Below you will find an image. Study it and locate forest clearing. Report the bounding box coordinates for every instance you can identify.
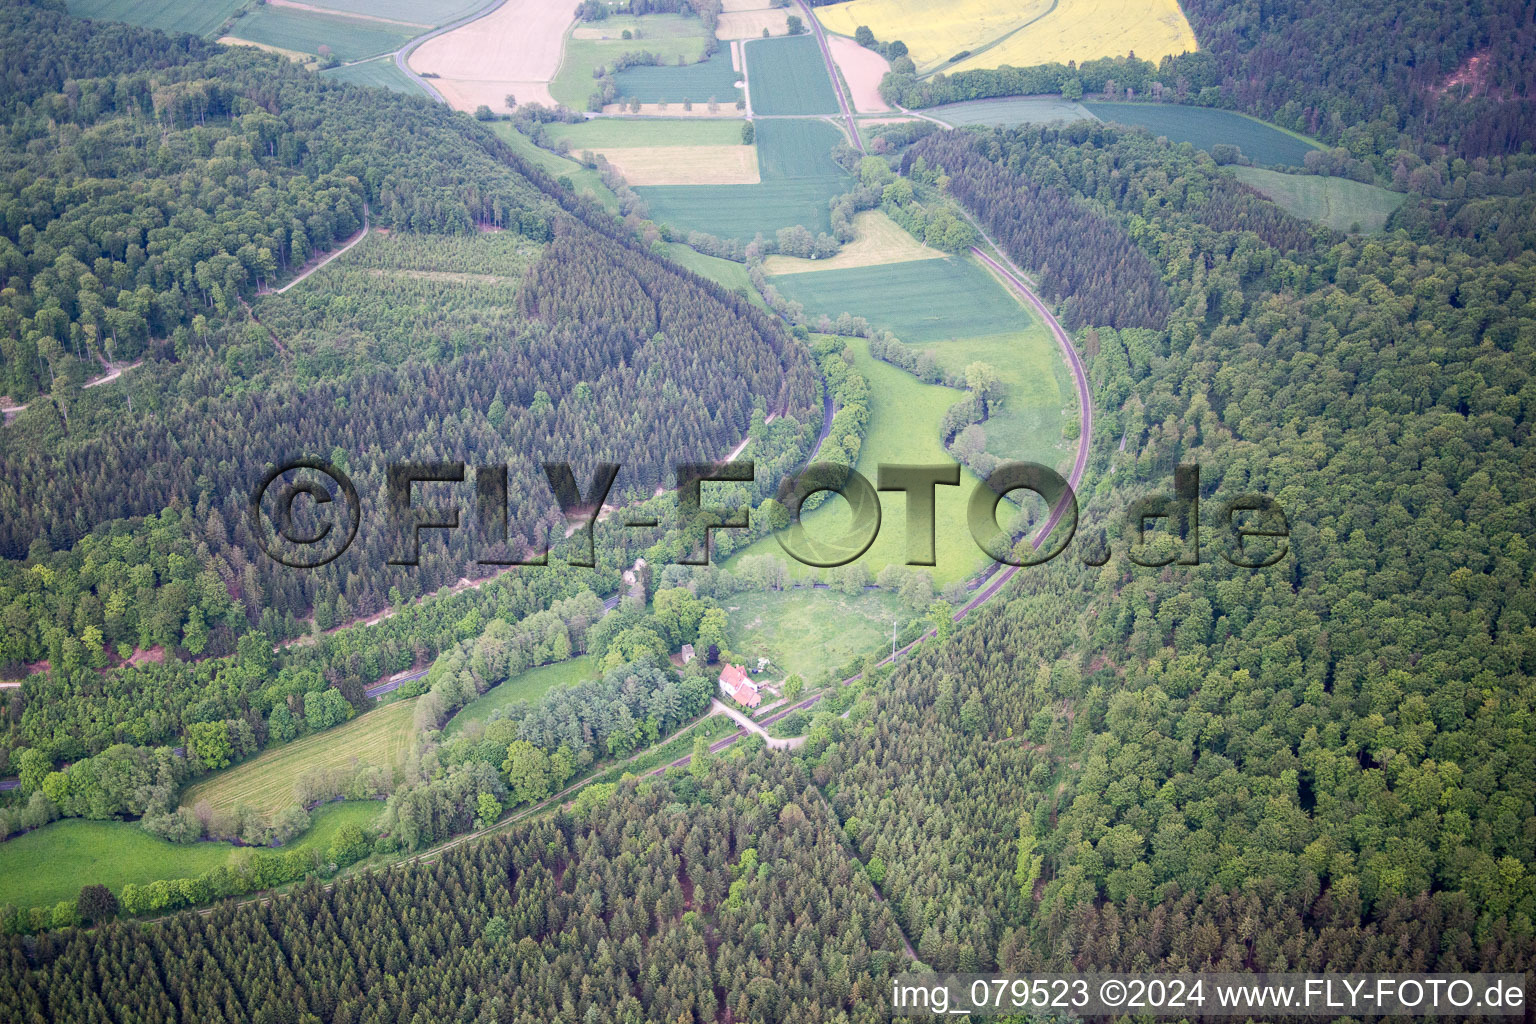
[178,701,416,818]
[1232,166,1407,231]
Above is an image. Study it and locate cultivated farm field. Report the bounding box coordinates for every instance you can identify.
[543,119,758,185]
[744,35,840,115]
[65,0,244,37]
[1085,103,1322,166]
[927,95,1095,126]
[288,0,482,26]
[231,5,415,61]
[1232,167,1406,232]
[635,118,848,239]
[816,0,1054,74]
[444,656,597,737]
[767,256,1031,343]
[179,700,416,818]
[409,0,573,112]
[726,587,906,683]
[608,47,743,107]
[950,0,1197,73]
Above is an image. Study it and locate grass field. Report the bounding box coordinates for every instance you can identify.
[762,210,944,273]
[767,256,1031,343]
[660,243,768,307]
[918,329,1071,469]
[927,95,1095,126]
[607,47,743,107]
[180,700,416,819]
[744,35,840,116]
[1232,167,1406,233]
[552,17,721,109]
[950,0,1196,74]
[66,0,244,37]
[636,118,848,239]
[491,123,618,211]
[728,339,988,585]
[444,657,596,737]
[233,5,416,61]
[1085,103,1322,167]
[0,801,382,908]
[726,588,905,682]
[544,118,747,148]
[321,54,419,93]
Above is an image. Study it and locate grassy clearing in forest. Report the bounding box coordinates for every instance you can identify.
[1232,167,1406,232]
[1085,103,1322,167]
[727,340,988,586]
[726,588,906,683]
[444,656,597,737]
[0,801,382,909]
[490,123,617,211]
[179,701,416,819]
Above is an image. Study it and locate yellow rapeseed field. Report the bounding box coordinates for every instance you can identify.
[816,0,1195,75]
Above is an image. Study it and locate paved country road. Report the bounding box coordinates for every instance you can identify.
[796,0,863,152]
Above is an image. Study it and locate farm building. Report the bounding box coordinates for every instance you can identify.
[719,663,760,708]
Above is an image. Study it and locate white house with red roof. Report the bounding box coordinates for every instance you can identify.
[718,663,760,708]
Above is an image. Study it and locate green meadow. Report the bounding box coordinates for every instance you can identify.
[1232,166,1406,232]
[444,656,597,737]
[66,0,244,37]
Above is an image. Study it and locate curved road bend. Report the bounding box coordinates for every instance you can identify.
[393,0,509,102]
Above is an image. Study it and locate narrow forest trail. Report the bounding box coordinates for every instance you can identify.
[266,204,370,295]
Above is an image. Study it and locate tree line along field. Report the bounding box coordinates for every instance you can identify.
[761,209,945,274]
[228,5,417,62]
[1232,166,1407,232]
[64,0,244,38]
[607,46,743,107]
[490,123,617,211]
[178,701,417,819]
[443,656,597,737]
[726,340,990,587]
[551,13,718,109]
[0,801,380,909]
[744,35,840,115]
[1084,102,1323,166]
[635,118,849,240]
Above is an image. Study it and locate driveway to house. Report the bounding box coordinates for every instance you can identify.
[711,698,805,750]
